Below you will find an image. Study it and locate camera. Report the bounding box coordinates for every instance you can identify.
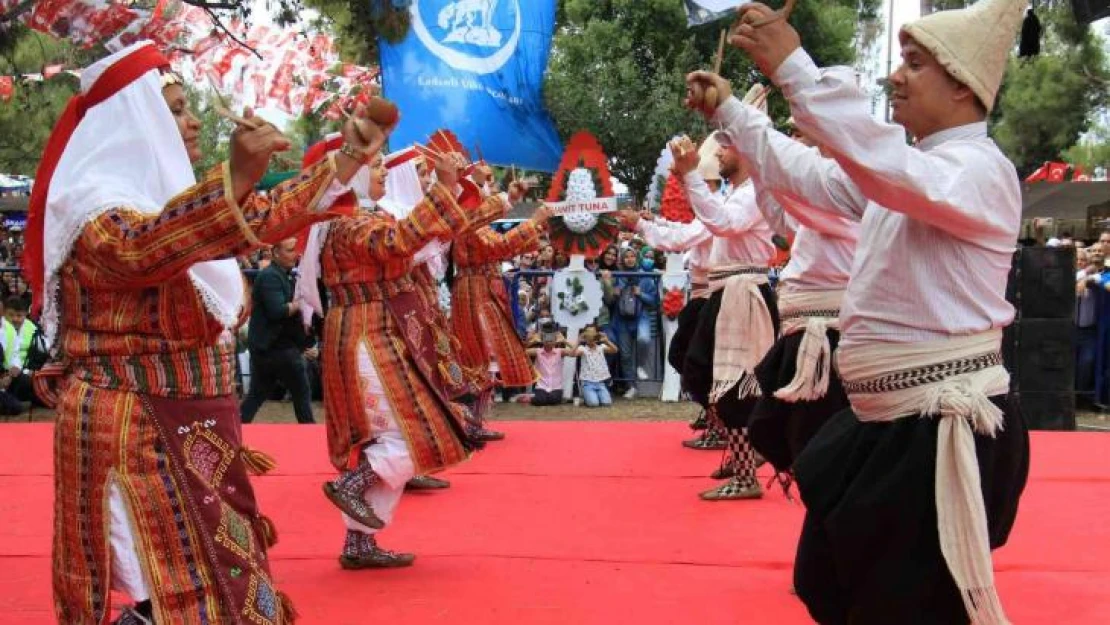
[539,318,559,343]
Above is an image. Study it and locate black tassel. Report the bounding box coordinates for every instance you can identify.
[1019,8,1041,58]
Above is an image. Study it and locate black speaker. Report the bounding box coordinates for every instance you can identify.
[1015,391,1077,431]
[1009,247,1076,319]
[1002,322,1017,380]
[1072,0,1110,25]
[1011,318,1076,392]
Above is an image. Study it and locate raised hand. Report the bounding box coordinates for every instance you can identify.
[668,136,700,176]
[531,203,555,226]
[730,2,802,79]
[435,152,467,190]
[684,71,734,118]
[507,179,529,203]
[343,102,394,159]
[230,108,291,201]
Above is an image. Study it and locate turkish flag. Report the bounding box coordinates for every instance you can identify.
[1047,162,1069,182]
[43,64,64,79]
[0,76,12,102]
[1025,163,1048,182]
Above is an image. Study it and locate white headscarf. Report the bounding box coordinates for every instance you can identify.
[381,147,425,217]
[379,147,448,278]
[41,41,243,347]
[294,132,369,328]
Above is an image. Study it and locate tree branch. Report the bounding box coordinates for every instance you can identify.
[182,0,244,10]
[201,7,262,60]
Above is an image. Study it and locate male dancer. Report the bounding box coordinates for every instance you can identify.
[740,119,862,478]
[670,123,777,501]
[623,86,777,499]
[631,136,726,450]
[695,0,1030,620]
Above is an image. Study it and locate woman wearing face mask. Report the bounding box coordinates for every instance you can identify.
[610,247,659,399]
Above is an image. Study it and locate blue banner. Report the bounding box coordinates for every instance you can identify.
[380,0,564,172]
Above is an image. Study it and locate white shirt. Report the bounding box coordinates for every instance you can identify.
[715,49,1020,348]
[752,176,860,294]
[637,180,775,279]
[576,344,613,382]
[685,177,776,270]
[636,218,712,278]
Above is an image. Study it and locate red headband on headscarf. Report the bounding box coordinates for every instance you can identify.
[24,43,170,317]
[302,133,344,168]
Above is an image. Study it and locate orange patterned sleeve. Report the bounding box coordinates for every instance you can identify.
[462,221,543,262]
[466,194,509,232]
[343,183,471,264]
[73,157,345,289]
[240,154,353,244]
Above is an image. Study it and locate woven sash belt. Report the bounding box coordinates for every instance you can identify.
[837,329,1011,625]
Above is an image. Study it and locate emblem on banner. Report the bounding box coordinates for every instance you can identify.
[412,0,522,74]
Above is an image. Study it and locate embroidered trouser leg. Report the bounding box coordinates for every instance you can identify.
[344,346,416,535]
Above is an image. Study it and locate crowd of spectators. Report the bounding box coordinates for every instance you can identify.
[1068,231,1110,405]
[503,228,668,403]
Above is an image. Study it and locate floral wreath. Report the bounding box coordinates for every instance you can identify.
[546,132,619,258]
[547,165,619,257]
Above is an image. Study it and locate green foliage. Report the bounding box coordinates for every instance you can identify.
[916,1,1109,176]
[544,0,877,201]
[1063,123,1110,173]
[991,5,1109,176]
[300,0,412,64]
[0,27,91,175]
[185,84,234,178]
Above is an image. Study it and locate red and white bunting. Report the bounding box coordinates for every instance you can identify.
[13,0,379,117]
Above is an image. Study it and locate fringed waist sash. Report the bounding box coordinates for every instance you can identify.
[836,330,1011,625]
[773,289,844,403]
[709,264,774,404]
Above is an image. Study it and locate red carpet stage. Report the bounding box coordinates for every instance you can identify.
[0,422,1107,624]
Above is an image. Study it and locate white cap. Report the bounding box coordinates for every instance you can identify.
[715,83,770,149]
[900,0,1027,111]
[697,133,721,181]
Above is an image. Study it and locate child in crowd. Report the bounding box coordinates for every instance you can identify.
[574,326,618,407]
[525,321,571,406]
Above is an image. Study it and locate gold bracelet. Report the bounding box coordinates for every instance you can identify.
[339,143,371,163]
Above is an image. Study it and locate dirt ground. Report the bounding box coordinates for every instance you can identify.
[11,396,699,424]
[8,396,1109,430]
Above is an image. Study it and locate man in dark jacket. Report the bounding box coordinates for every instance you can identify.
[240,237,317,424]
